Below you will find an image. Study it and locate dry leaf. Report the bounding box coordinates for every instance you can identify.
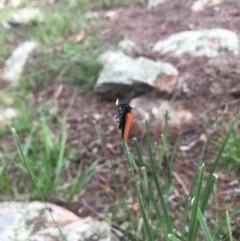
[70,30,86,43]
[104,8,122,21]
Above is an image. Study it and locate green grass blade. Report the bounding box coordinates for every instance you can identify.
[11,128,67,241]
[187,163,205,241]
[181,140,207,236]
[125,141,156,239]
[169,133,181,164]
[145,120,173,233]
[209,111,240,175]
[226,211,233,241]
[53,119,67,196]
[140,166,169,239]
[41,116,51,164]
[135,177,154,241]
[124,141,138,171]
[165,133,181,193]
[107,158,139,239]
[168,234,183,241]
[200,173,217,213]
[124,141,154,241]
[67,162,97,203]
[133,138,144,166]
[152,169,173,232]
[163,111,169,150]
[197,207,214,241]
[141,166,148,187]
[145,120,154,162]
[190,173,217,241]
[12,128,41,198]
[40,116,52,188]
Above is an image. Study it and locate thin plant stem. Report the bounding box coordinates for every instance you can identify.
[11,128,67,241]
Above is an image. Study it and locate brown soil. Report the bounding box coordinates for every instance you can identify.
[2,0,240,239]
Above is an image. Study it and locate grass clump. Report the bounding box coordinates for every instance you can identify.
[0,1,105,93]
[22,2,104,93]
[3,105,239,241]
[121,112,240,241]
[0,0,104,205]
[2,112,97,203]
[28,4,85,45]
[21,43,102,93]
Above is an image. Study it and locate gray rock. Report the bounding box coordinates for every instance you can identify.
[7,7,44,25]
[191,0,222,12]
[118,39,138,55]
[95,51,178,99]
[153,28,239,58]
[130,97,194,129]
[148,0,168,9]
[0,201,118,241]
[3,41,39,83]
[0,20,12,30]
[125,97,195,139]
[0,0,29,9]
[31,218,114,241]
[0,107,19,126]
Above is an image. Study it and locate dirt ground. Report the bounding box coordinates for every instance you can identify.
[3,0,240,239]
[32,0,240,234]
